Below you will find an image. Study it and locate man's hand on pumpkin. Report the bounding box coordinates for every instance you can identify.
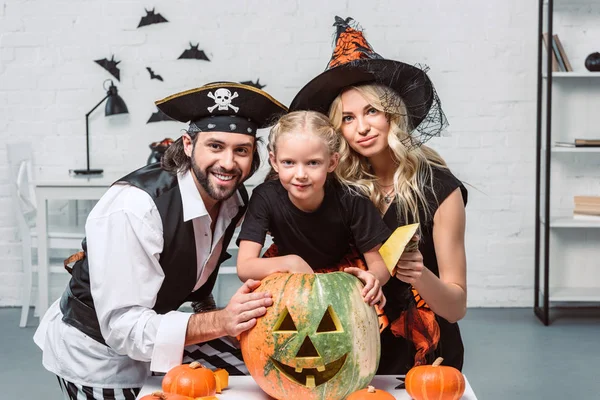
[219,279,273,337]
[343,267,386,307]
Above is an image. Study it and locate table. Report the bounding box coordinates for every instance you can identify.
[136,375,478,399]
[34,172,124,316]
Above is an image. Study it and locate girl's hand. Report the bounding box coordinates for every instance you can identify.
[343,267,386,307]
[283,254,315,274]
[394,240,425,284]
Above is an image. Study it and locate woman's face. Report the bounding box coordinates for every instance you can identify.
[339,88,391,158]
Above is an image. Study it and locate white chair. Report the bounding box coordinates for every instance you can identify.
[7,142,85,327]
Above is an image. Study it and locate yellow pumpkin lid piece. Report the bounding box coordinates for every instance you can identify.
[379,223,420,275]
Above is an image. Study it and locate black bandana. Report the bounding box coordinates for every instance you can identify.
[189,115,259,136]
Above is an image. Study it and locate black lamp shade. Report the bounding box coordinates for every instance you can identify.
[73,81,128,175]
[105,84,128,116]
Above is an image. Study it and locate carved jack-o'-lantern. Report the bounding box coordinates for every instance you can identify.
[240,272,380,400]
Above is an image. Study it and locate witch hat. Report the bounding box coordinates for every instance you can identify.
[290,16,446,139]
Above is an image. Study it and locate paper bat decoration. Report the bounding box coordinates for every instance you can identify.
[240,79,266,89]
[146,67,163,81]
[147,109,174,123]
[94,55,121,81]
[178,43,210,61]
[137,8,168,28]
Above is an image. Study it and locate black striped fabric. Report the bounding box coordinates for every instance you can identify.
[56,376,140,400]
[183,337,248,376]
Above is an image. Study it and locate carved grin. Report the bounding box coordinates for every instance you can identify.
[270,354,348,387]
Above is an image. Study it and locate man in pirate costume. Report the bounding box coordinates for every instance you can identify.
[289,17,468,375]
[34,82,287,399]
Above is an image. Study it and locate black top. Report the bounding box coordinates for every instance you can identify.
[237,179,391,271]
[378,165,468,375]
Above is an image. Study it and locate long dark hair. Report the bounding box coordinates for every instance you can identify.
[161,129,262,178]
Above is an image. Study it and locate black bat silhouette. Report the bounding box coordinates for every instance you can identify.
[94,55,121,81]
[178,43,210,61]
[138,8,168,28]
[146,67,163,81]
[146,109,174,123]
[240,79,266,89]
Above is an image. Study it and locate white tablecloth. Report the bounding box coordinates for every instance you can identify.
[136,375,478,399]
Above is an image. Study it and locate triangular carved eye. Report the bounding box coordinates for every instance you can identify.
[316,305,342,333]
[274,307,297,332]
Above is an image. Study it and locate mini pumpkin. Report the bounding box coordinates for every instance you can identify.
[240,272,380,400]
[139,391,193,400]
[213,368,229,393]
[405,357,465,400]
[162,361,217,398]
[346,385,396,400]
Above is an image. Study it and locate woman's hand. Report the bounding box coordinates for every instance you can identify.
[394,234,425,285]
[343,267,386,307]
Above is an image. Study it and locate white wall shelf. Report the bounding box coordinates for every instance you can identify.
[548,146,600,153]
[547,287,600,302]
[543,72,600,78]
[546,217,600,229]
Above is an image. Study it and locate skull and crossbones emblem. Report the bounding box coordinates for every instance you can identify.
[207,88,239,113]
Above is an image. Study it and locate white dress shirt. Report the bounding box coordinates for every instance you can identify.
[33,170,243,389]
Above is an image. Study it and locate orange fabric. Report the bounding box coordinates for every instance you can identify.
[262,243,440,366]
[328,18,380,69]
[389,287,440,366]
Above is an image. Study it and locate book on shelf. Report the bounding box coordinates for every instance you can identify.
[542,33,560,72]
[554,139,600,148]
[554,141,575,147]
[574,196,600,206]
[542,33,573,73]
[573,206,600,216]
[575,139,600,147]
[553,34,573,72]
[573,213,600,221]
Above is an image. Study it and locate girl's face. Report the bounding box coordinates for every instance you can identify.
[269,130,339,212]
[339,88,391,158]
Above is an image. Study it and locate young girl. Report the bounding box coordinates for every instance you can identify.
[236,110,391,307]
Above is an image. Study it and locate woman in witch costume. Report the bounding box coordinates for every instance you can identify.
[290,16,468,375]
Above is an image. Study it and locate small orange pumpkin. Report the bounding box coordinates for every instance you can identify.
[162,362,217,398]
[405,357,465,400]
[346,385,396,400]
[213,368,229,393]
[138,391,193,400]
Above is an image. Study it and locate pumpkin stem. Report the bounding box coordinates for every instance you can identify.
[367,385,376,393]
[189,361,205,369]
[432,357,444,367]
[151,391,167,400]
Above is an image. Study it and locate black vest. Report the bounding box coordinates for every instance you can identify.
[60,163,248,345]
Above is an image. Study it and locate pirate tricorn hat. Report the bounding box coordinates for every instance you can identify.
[290,17,447,142]
[156,82,287,136]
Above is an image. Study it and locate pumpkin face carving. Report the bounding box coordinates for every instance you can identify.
[240,272,380,400]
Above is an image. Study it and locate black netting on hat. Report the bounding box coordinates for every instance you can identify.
[370,63,448,149]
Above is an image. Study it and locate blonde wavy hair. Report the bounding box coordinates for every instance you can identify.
[329,83,447,224]
[265,110,340,180]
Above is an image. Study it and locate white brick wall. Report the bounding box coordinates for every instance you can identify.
[1,0,599,308]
